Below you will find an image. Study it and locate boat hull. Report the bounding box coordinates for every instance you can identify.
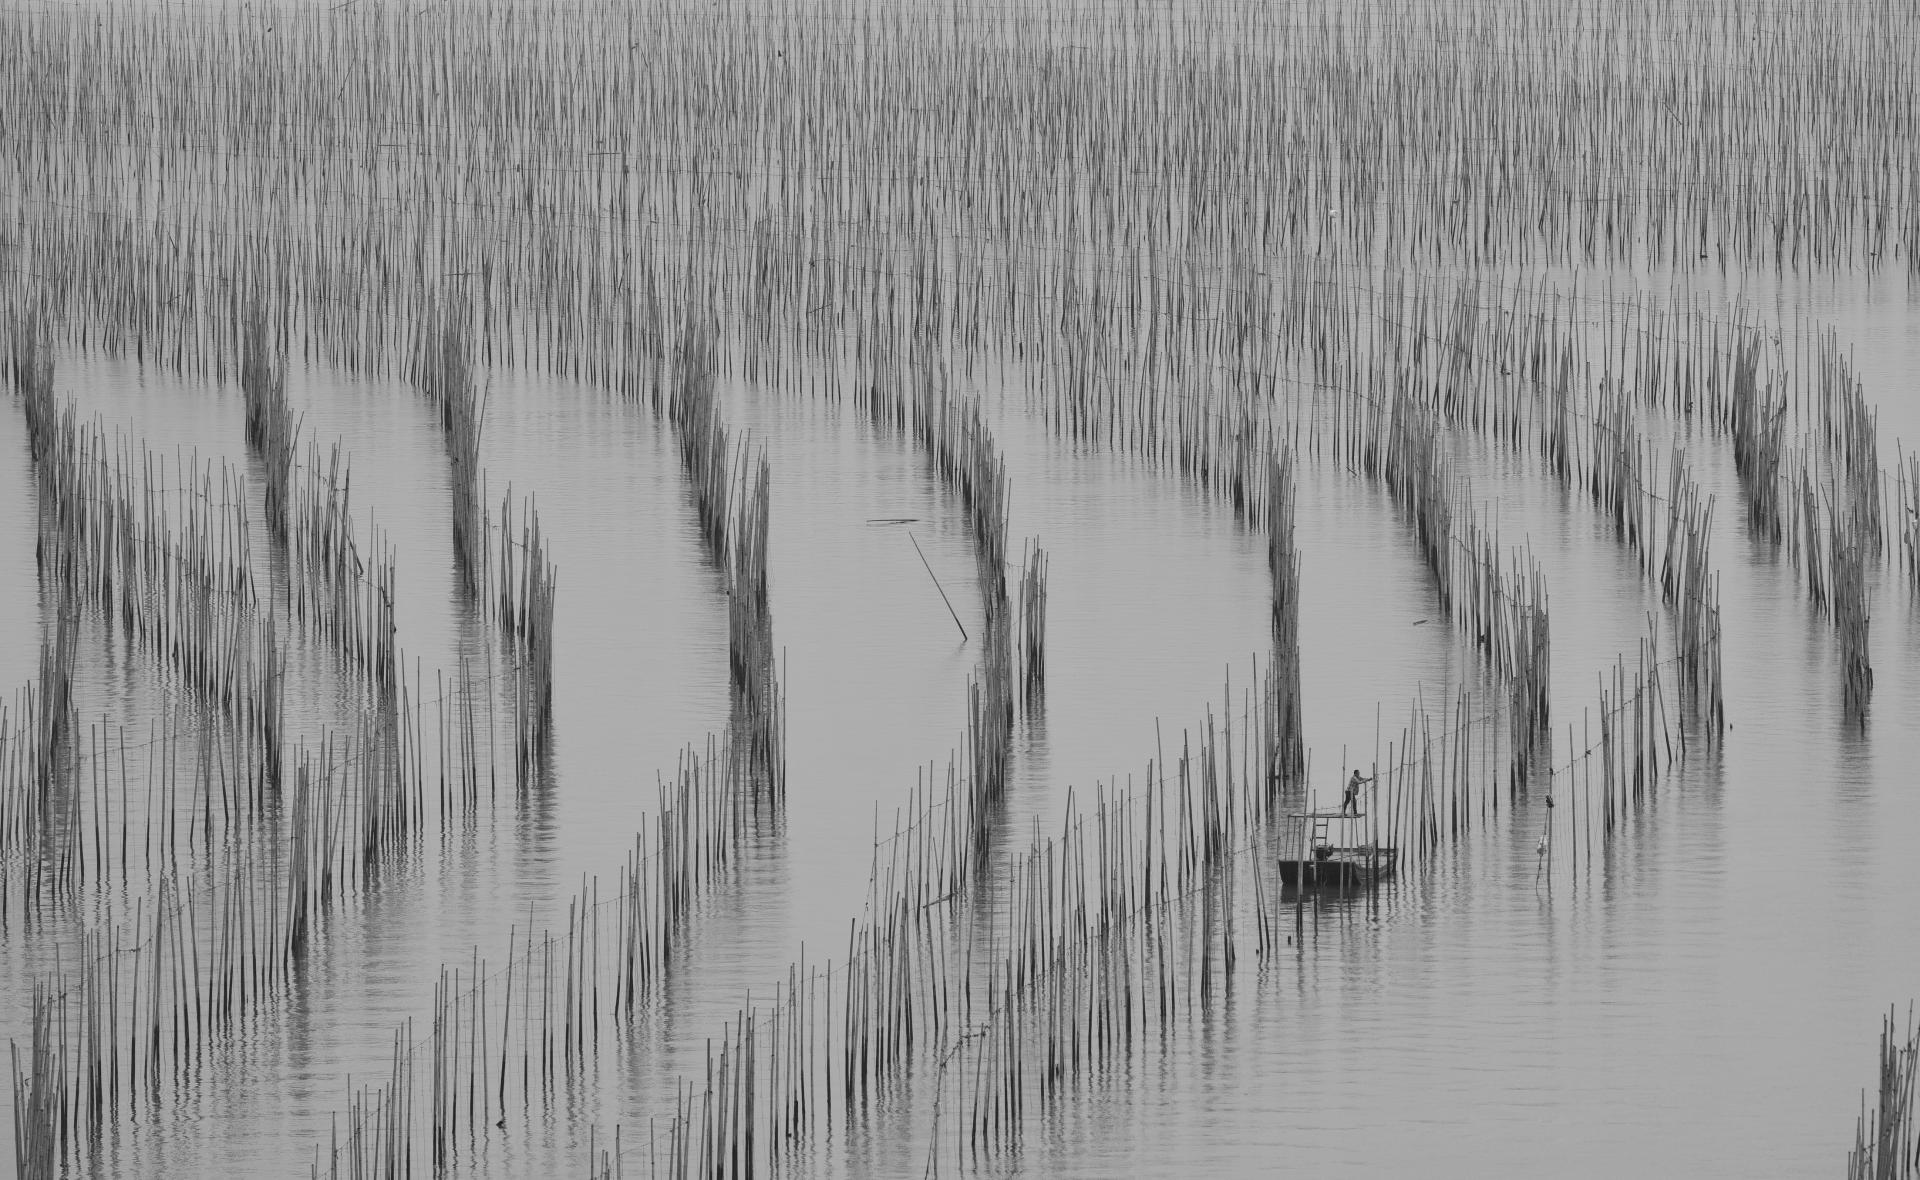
[1276,848,1398,888]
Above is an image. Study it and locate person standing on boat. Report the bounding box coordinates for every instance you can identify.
[1342,769,1371,816]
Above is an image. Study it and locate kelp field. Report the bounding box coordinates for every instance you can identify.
[5,0,1920,1176]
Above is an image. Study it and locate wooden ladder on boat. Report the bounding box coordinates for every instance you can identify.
[1310,814,1330,849]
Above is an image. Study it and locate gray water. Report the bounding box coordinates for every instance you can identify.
[3,266,1920,1177]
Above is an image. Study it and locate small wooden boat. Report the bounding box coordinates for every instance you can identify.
[1275,842,1399,887]
[1276,808,1398,888]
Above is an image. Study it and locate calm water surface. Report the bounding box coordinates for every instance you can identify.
[2,269,1919,1177]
